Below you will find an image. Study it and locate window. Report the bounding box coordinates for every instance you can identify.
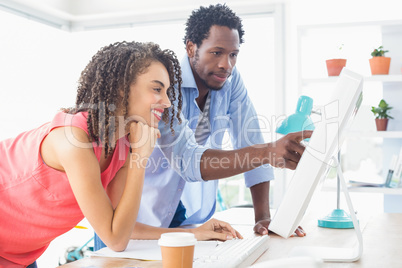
[0,9,186,140]
[217,14,281,210]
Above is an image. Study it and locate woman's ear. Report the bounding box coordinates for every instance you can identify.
[186,40,196,58]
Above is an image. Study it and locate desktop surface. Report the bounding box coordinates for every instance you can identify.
[59,208,402,268]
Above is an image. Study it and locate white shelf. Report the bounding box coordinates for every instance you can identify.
[322,185,402,195]
[348,187,402,195]
[347,131,402,138]
[364,75,402,82]
[302,74,402,85]
[298,19,402,31]
[298,20,402,212]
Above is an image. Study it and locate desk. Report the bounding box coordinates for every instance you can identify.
[58,210,402,268]
[259,212,402,267]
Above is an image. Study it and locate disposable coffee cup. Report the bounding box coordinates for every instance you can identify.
[158,232,197,268]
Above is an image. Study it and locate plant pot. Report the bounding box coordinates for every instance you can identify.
[369,56,391,75]
[375,118,389,131]
[326,59,347,76]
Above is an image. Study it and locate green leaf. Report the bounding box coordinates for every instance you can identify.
[371,45,388,57]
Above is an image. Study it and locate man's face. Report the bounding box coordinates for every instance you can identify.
[188,25,240,90]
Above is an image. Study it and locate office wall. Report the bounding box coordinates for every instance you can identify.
[0,10,75,140]
[0,10,186,140]
[284,0,402,114]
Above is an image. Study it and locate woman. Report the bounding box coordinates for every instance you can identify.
[0,41,240,268]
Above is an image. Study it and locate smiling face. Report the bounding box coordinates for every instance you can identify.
[125,61,171,129]
[187,25,240,91]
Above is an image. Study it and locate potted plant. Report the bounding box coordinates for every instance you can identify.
[369,46,391,75]
[371,99,393,131]
[326,44,347,76]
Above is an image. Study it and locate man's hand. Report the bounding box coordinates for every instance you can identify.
[292,226,306,237]
[267,130,313,170]
[254,219,306,237]
[253,218,270,235]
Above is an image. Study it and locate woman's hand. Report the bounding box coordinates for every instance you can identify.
[189,218,243,241]
[128,121,161,160]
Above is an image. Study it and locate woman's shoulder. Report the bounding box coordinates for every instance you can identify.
[41,117,95,172]
[50,111,89,134]
[47,111,93,154]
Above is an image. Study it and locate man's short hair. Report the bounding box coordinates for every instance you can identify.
[183,4,245,47]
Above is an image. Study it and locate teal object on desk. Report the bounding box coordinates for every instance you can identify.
[317,209,354,229]
[276,95,315,135]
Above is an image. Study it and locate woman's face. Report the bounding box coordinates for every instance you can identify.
[126,61,171,129]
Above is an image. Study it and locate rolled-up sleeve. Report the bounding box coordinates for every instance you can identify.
[157,108,207,182]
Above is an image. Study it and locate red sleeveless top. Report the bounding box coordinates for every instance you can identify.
[0,111,129,266]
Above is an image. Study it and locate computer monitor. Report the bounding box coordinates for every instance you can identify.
[269,69,363,239]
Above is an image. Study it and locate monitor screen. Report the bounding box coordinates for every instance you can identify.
[268,69,363,238]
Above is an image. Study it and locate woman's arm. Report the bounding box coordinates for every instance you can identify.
[107,154,243,242]
[131,219,242,241]
[42,122,157,251]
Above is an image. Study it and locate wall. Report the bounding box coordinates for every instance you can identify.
[284,0,402,114]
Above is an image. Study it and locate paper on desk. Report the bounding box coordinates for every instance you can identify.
[91,239,219,261]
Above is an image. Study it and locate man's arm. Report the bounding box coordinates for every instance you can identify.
[250,181,270,235]
[249,181,306,236]
[200,131,312,237]
[200,131,313,181]
[250,180,306,237]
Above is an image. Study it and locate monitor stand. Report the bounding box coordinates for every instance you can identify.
[288,156,363,262]
[318,152,354,229]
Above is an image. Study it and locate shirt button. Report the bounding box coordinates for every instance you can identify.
[168,212,172,216]
[178,188,182,191]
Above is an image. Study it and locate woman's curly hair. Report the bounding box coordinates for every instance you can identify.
[65,41,182,157]
[183,3,245,47]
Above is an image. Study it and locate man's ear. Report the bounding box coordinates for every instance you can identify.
[186,40,196,58]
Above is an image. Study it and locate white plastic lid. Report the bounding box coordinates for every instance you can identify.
[158,232,197,247]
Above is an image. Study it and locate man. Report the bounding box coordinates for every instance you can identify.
[136,4,310,234]
[95,4,310,250]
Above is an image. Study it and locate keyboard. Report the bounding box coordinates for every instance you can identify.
[193,235,270,268]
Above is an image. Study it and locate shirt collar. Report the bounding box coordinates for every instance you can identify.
[180,56,198,90]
